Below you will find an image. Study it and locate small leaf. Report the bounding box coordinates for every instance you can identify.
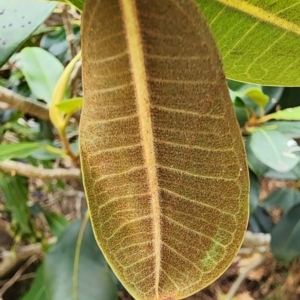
[263,189,300,214]
[243,88,269,107]
[56,97,83,114]
[49,51,81,131]
[18,47,64,103]
[0,0,56,67]
[20,265,46,300]
[250,129,300,173]
[0,175,31,234]
[44,213,118,300]
[267,107,300,121]
[271,203,300,263]
[44,211,69,238]
[0,142,45,162]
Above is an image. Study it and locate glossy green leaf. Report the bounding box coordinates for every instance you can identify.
[20,265,46,300]
[44,214,118,300]
[0,175,31,234]
[263,189,300,214]
[271,203,300,263]
[0,142,45,162]
[56,97,83,114]
[250,129,300,173]
[44,211,69,238]
[0,0,56,67]
[18,47,64,103]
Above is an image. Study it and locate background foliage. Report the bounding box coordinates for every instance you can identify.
[0,0,300,299]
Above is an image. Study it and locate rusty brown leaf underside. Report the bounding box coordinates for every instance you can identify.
[80,0,249,299]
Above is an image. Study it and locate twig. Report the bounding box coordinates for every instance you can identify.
[62,4,77,59]
[70,59,82,98]
[58,131,80,167]
[0,272,35,286]
[225,256,266,300]
[0,161,80,180]
[0,87,49,121]
[0,238,56,278]
[0,255,38,297]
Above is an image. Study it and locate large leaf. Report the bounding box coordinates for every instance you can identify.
[66,0,300,86]
[198,1,300,86]
[80,1,249,299]
[18,47,64,103]
[0,0,56,67]
[271,203,300,263]
[44,214,118,300]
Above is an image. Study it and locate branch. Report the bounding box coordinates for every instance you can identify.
[225,256,266,300]
[0,238,56,278]
[0,255,38,297]
[0,161,80,180]
[0,86,49,121]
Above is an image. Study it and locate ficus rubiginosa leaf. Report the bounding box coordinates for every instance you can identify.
[80,0,249,299]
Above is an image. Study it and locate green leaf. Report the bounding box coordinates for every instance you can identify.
[18,47,64,103]
[264,161,300,181]
[229,80,283,117]
[271,203,300,263]
[250,129,300,173]
[44,211,69,238]
[0,175,31,234]
[197,1,300,86]
[20,265,46,300]
[249,170,260,214]
[0,0,56,67]
[267,107,300,121]
[263,189,300,214]
[44,214,118,300]
[56,97,83,114]
[246,138,271,177]
[263,121,300,139]
[0,142,45,162]
[240,88,269,108]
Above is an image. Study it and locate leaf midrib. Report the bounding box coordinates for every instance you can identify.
[215,0,300,36]
[120,0,161,297]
